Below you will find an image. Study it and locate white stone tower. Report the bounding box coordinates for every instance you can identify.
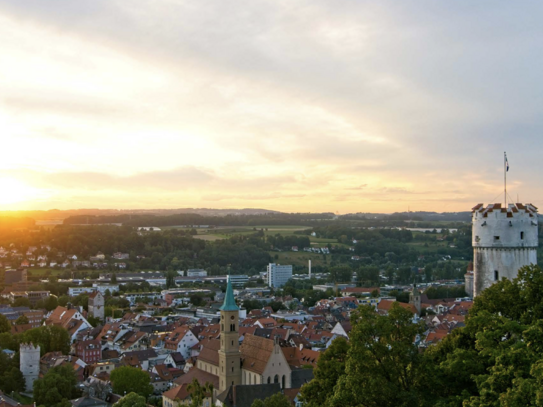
[472,203,538,297]
[20,342,40,392]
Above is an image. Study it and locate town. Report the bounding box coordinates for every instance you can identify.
[0,201,537,406]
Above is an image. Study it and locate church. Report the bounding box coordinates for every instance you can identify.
[163,278,313,407]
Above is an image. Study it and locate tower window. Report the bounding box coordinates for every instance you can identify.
[494,270,499,281]
[521,231,524,240]
[494,236,500,241]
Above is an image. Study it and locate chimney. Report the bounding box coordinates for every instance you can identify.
[308,260,311,279]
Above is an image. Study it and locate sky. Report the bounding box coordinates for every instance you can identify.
[1,0,543,214]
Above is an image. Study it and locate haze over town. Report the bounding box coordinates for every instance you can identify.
[2,1,543,213]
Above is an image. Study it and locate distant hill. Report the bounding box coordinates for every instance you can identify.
[342,211,472,222]
[0,207,282,221]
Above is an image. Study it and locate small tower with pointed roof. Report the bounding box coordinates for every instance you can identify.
[218,276,242,392]
[409,284,421,315]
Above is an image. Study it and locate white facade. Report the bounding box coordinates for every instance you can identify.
[267,263,293,288]
[175,330,199,359]
[93,284,119,294]
[186,269,207,277]
[472,203,538,297]
[68,287,95,296]
[20,343,40,392]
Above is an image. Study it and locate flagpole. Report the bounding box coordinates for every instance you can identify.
[504,152,507,207]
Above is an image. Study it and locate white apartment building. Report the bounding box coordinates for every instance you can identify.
[186,269,207,277]
[267,263,293,288]
[68,285,119,296]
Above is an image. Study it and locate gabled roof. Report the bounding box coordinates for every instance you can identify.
[217,383,281,407]
[240,334,274,375]
[282,346,320,368]
[197,338,221,367]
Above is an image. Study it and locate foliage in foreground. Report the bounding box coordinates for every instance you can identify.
[300,265,543,407]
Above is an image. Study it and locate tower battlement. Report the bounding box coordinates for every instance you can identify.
[20,343,40,352]
[472,202,539,297]
[472,203,538,248]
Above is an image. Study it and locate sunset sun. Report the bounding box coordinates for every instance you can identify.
[0,177,41,206]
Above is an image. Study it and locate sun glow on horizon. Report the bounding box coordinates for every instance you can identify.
[0,177,45,207]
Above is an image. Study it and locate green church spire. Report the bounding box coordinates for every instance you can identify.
[220,276,239,311]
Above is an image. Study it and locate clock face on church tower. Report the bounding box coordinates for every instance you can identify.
[230,315,235,320]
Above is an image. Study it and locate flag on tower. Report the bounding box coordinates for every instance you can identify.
[505,153,509,172]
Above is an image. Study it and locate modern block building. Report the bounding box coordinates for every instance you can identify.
[472,203,538,297]
[267,263,293,288]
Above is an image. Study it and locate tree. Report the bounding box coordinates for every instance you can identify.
[252,393,292,407]
[44,295,59,311]
[166,270,177,289]
[328,303,433,407]
[111,273,117,284]
[15,315,29,325]
[21,325,70,354]
[0,315,10,334]
[110,366,153,398]
[0,367,25,394]
[33,364,78,407]
[427,265,543,406]
[12,297,31,308]
[187,379,214,407]
[113,392,147,407]
[328,266,352,283]
[300,337,350,407]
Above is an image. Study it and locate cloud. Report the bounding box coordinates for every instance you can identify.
[2,1,543,212]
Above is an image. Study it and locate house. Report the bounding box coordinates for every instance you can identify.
[164,326,199,359]
[46,306,92,341]
[74,340,102,364]
[341,287,380,297]
[163,352,185,369]
[121,349,158,371]
[112,253,129,260]
[162,368,218,407]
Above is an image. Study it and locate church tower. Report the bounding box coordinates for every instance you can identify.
[472,203,538,296]
[218,276,242,392]
[409,284,421,315]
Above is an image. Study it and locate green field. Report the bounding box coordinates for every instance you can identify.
[193,225,312,241]
[268,250,328,268]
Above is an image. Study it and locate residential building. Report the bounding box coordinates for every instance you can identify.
[187,269,207,277]
[75,340,102,364]
[45,306,92,341]
[164,327,199,359]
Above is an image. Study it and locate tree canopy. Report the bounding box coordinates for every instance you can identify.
[34,364,78,407]
[301,265,543,407]
[113,392,147,407]
[110,366,153,398]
